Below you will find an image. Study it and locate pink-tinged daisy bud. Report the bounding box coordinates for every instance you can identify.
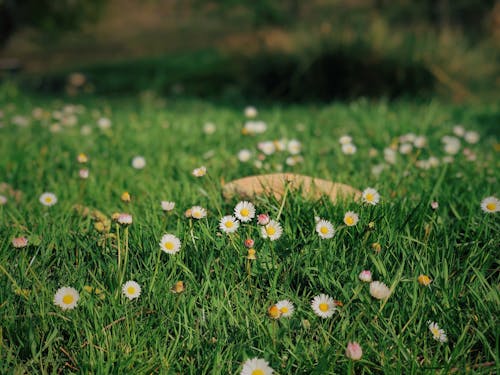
[431,201,439,210]
[12,236,28,248]
[79,168,89,179]
[345,342,363,360]
[117,213,132,225]
[257,213,270,225]
[244,238,254,248]
[358,270,372,283]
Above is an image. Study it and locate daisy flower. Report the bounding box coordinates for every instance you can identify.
[219,215,239,234]
[244,106,258,118]
[453,125,465,137]
[203,122,216,135]
[341,143,357,155]
[315,219,335,239]
[39,192,57,206]
[362,188,380,205]
[192,166,207,177]
[161,201,175,211]
[159,234,181,255]
[190,206,207,219]
[240,357,273,375]
[0,195,7,205]
[261,219,283,241]
[122,280,141,300]
[257,213,270,225]
[97,117,111,130]
[464,131,479,144]
[480,196,499,213]
[131,156,146,169]
[287,139,302,155]
[343,211,359,226]
[339,135,352,144]
[369,281,391,300]
[276,299,294,318]
[311,294,337,318]
[79,169,89,179]
[428,321,448,342]
[238,149,252,162]
[258,141,276,156]
[234,201,256,222]
[77,153,88,163]
[268,305,281,319]
[54,287,79,310]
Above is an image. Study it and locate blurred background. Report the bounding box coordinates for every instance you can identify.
[0,0,498,103]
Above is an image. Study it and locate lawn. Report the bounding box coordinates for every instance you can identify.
[0,89,499,374]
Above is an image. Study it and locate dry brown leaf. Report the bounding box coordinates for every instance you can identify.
[222,173,360,203]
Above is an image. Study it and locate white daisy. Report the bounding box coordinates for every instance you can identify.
[261,219,283,241]
[341,143,357,155]
[234,201,256,222]
[258,141,276,155]
[161,201,175,211]
[191,206,207,219]
[480,196,499,213]
[343,211,359,226]
[276,299,294,318]
[453,125,465,137]
[192,166,207,177]
[413,136,427,148]
[238,149,252,162]
[464,131,479,144]
[315,219,335,239]
[122,280,141,300]
[131,156,146,169]
[369,281,391,300]
[362,188,380,205]
[339,135,352,144]
[159,234,181,255]
[203,122,216,135]
[428,321,448,343]
[311,294,337,318]
[287,139,302,155]
[54,287,79,310]
[219,215,240,234]
[39,192,58,206]
[244,106,258,118]
[0,195,7,205]
[240,357,273,375]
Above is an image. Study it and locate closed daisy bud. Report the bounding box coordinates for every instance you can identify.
[247,248,257,260]
[359,270,372,283]
[77,153,88,163]
[418,274,432,286]
[79,168,89,179]
[121,191,131,202]
[268,304,281,319]
[12,236,28,248]
[244,238,254,248]
[431,201,439,210]
[372,242,382,253]
[171,281,185,294]
[117,213,132,225]
[345,342,363,360]
[257,213,270,225]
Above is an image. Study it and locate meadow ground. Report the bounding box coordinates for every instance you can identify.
[0,89,499,374]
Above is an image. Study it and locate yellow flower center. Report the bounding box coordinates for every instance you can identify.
[252,370,265,375]
[320,226,328,234]
[486,202,496,211]
[240,208,249,217]
[365,193,374,202]
[165,242,174,250]
[280,306,289,313]
[62,294,74,305]
[127,287,136,295]
[266,226,276,236]
[319,303,329,312]
[431,327,440,337]
[45,197,52,203]
[345,216,354,226]
[225,221,233,228]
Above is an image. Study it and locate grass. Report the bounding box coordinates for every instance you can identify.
[0,87,499,374]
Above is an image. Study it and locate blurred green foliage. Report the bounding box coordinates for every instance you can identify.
[0,0,106,47]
